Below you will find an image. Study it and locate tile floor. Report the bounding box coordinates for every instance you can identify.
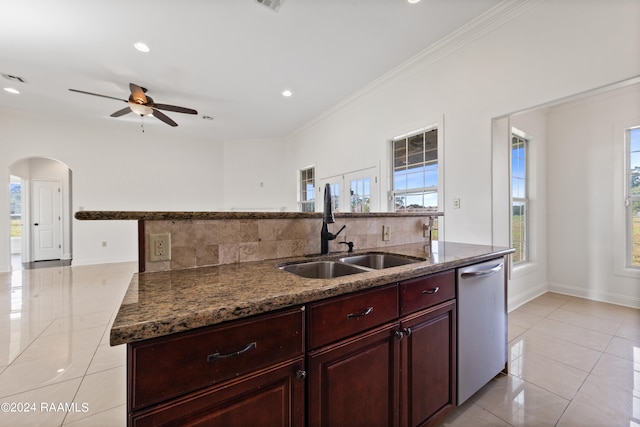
[441,292,640,427]
[0,262,638,426]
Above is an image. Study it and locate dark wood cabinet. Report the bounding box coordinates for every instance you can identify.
[131,358,305,427]
[306,274,456,427]
[127,306,305,426]
[126,269,459,427]
[400,300,456,427]
[307,323,400,427]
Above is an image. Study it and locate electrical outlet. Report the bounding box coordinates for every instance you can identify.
[149,233,171,262]
[453,198,461,209]
[382,225,390,241]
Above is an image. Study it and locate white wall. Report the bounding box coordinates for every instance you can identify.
[222,138,296,211]
[286,0,640,307]
[547,84,640,308]
[0,110,226,270]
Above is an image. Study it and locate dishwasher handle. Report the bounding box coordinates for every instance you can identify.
[460,263,503,279]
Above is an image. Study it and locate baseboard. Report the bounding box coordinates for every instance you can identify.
[507,281,548,312]
[71,257,137,267]
[548,281,640,309]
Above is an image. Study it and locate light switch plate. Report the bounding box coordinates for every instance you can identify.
[149,233,171,262]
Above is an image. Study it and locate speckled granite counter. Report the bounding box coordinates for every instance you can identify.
[110,241,512,346]
[76,210,443,221]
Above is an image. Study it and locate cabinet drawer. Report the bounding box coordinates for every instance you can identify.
[129,307,304,410]
[307,284,398,350]
[400,270,455,316]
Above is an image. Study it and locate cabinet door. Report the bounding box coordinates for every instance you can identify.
[400,300,456,427]
[307,322,400,427]
[131,359,305,427]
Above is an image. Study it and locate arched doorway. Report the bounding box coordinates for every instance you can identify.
[9,157,72,269]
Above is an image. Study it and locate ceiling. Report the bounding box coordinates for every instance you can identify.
[0,0,502,141]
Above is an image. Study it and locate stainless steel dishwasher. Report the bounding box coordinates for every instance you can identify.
[456,259,507,404]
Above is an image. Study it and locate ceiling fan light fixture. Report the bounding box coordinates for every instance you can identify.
[4,87,20,94]
[282,89,293,97]
[134,42,150,53]
[130,103,153,116]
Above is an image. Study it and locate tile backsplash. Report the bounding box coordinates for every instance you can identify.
[143,215,435,273]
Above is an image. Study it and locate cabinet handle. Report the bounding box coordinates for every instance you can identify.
[394,330,404,340]
[422,287,439,295]
[402,327,412,337]
[460,263,503,278]
[295,370,307,382]
[347,306,374,319]
[207,342,257,362]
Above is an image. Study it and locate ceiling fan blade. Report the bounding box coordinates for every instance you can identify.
[110,107,132,117]
[68,88,127,102]
[152,109,178,127]
[153,103,198,115]
[129,83,148,104]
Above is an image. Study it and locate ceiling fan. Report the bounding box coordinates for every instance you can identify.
[68,83,197,127]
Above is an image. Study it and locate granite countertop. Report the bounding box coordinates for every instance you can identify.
[110,241,512,346]
[75,210,444,221]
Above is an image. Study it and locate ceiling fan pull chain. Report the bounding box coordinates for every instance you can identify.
[140,115,145,133]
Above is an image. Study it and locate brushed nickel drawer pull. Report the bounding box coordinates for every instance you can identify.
[422,287,440,294]
[207,342,257,362]
[347,307,374,319]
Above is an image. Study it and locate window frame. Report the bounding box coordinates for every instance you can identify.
[511,130,529,265]
[390,125,440,213]
[299,166,315,213]
[613,121,640,278]
[625,126,640,268]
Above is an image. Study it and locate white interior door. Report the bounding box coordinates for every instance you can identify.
[33,180,62,261]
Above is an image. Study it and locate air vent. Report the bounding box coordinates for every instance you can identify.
[256,0,283,12]
[2,73,27,84]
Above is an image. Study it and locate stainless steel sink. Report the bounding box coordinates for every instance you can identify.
[279,261,369,279]
[339,253,422,269]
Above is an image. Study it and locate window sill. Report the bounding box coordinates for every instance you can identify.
[511,261,538,278]
[613,265,640,279]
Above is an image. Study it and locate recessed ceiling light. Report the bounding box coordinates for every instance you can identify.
[134,42,150,53]
[408,0,421,3]
[282,89,293,97]
[4,87,19,94]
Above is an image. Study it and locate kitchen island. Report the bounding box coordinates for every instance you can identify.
[109,240,512,427]
[110,241,510,345]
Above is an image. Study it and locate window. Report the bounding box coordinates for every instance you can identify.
[392,128,438,212]
[300,167,315,212]
[350,177,370,213]
[328,182,340,212]
[511,133,528,264]
[626,126,640,267]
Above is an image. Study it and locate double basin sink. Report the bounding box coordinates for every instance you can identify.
[279,252,424,279]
